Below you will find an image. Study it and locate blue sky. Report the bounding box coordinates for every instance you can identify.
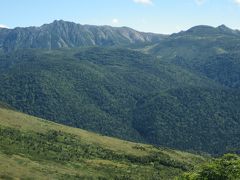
[1,0,240,34]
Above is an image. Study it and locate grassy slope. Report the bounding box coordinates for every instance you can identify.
[0,107,206,179]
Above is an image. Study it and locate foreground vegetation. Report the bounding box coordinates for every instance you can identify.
[178,154,240,180]
[0,107,206,179]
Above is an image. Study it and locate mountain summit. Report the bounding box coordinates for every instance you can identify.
[170,24,240,38]
[1,21,239,52]
[0,20,165,52]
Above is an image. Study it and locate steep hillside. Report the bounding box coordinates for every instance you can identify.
[132,25,240,155]
[0,20,165,52]
[133,87,240,155]
[0,47,215,143]
[149,25,240,88]
[0,107,205,179]
[0,28,10,48]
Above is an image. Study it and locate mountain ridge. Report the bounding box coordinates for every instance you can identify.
[1,20,240,52]
[170,24,240,39]
[0,20,166,52]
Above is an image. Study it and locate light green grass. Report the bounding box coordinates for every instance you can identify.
[0,107,206,179]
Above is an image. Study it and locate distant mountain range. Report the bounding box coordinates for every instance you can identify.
[0,20,166,52]
[1,21,240,52]
[1,20,240,156]
[171,24,240,38]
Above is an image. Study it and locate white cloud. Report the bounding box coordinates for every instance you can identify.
[195,0,206,5]
[133,0,153,5]
[234,0,240,5]
[0,24,8,29]
[112,18,119,24]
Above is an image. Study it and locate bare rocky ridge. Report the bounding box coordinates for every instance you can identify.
[0,20,166,52]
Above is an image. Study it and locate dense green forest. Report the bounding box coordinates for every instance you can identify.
[0,47,219,146]
[134,87,240,155]
[0,23,240,157]
[0,46,240,155]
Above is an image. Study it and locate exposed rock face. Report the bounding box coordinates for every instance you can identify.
[0,20,166,52]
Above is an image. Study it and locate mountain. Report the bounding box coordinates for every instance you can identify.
[148,24,240,88]
[133,87,240,155]
[0,28,10,49]
[0,20,166,52]
[134,25,240,154]
[0,105,206,179]
[1,46,240,155]
[0,47,214,143]
[1,22,240,156]
[170,24,240,38]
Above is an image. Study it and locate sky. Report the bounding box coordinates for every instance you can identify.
[1,0,240,34]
